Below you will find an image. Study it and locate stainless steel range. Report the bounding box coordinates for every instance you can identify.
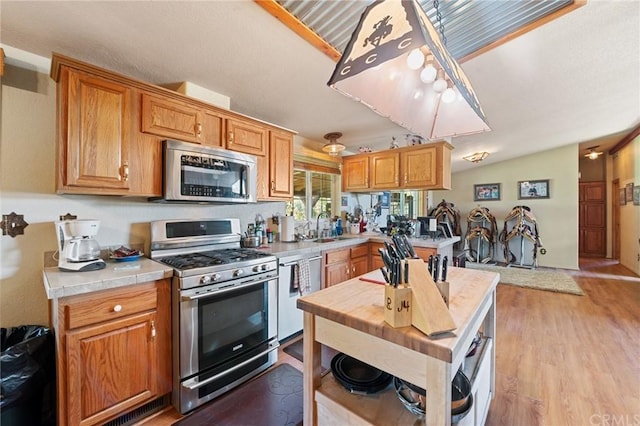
[150,218,279,414]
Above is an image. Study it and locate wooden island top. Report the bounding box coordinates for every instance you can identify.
[296,265,499,426]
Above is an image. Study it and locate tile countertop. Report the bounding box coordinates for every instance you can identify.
[256,234,460,257]
[43,257,174,299]
[42,235,459,299]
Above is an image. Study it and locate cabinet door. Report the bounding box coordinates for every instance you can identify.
[402,146,438,187]
[201,109,225,147]
[226,118,267,156]
[66,312,158,425]
[370,152,400,189]
[269,131,294,198]
[64,68,131,190]
[325,261,350,287]
[342,155,369,191]
[351,255,370,278]
[141,93,202,143]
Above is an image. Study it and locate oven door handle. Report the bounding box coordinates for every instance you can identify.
[279,255,322,267]
[181,279,264,301]
[181,343,279,390]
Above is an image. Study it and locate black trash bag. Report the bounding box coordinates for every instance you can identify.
[1,325,56,426]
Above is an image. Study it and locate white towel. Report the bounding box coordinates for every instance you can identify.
[295,259,311,296]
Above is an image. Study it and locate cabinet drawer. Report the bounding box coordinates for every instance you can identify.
[65,285,158,329]
[325,248,350,265]
[350,244,369,259]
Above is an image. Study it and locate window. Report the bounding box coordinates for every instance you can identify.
[388,191,426,218]
[289,169,339,222]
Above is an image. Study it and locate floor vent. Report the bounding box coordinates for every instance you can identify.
[103,395,170,426]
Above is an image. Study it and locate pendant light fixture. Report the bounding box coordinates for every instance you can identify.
[327,0,490,140]
[462,152,490,163]
[584,146,603,160]
[322,132,346,156]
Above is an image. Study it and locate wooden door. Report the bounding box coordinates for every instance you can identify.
[579,181,606,257]
[370,151,400,189]
[269,131,294,198]
[65,68,131,190]
[66,312,158,425]
[226,118,267,156]
[342,155,369,191]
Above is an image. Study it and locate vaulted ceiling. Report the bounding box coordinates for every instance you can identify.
[2,1,638,172]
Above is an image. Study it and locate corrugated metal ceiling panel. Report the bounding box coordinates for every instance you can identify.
[278,0,574,59]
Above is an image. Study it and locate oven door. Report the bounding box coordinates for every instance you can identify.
[179,277,278,379]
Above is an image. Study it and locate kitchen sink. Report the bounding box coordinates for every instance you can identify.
[313,236,354,243]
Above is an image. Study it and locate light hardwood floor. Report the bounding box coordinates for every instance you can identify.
[142,258,639,425]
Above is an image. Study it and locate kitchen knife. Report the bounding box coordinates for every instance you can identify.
[402,235,417,258]
[404,260,409,285]
[378,248,393,272]
[442,256,448,282]
[433,255,440,282]
[391,236,405,259]
[428,255,434,275]
[386,240,400,260]
[379,267,390,284]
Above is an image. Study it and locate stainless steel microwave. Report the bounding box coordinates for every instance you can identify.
[152,139,257,203]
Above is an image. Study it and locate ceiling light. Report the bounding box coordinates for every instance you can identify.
[441,86,456,103]
[463,152,490,163]
[420,61,437,83]
[584,146,603,160]
[327,0,490,140]
[406,48,425,70]
[322,132,345,156]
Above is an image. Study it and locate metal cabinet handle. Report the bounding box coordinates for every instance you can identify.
[113,304,122,312]
[271,181,275,191]
[228,131,234,144]
[150,320,156,339]
[196,122,202,137]
[121,162,129,182]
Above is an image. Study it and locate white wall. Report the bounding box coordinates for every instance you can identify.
[0,66,286,328]
[432,144,580,270]
[612,137,640,275]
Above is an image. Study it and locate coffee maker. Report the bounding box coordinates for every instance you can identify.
[55,219,106,272]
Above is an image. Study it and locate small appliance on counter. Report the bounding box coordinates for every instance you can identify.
[386,215,414,236]
[55,219,106,272]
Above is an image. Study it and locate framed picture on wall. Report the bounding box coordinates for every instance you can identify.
[518,179,549,199]
[625,183,634,202]
[473,183,501,201]
[619,188,627,205]
[633,186,639,206]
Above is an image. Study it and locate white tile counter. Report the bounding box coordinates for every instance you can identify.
[43,258,173,299]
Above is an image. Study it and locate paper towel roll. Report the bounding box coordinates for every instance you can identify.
[281,216,296,242]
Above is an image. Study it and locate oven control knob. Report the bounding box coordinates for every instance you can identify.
[211,273,220,281]
[253,264,268,272]
[233,269,244,277]
[200,276,211,284]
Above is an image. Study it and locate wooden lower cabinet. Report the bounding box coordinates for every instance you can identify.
[369,242,437,271]
[323,244,369,287]
[53,280,171,426]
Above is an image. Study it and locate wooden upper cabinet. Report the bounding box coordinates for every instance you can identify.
[226,118,268,156]
[342,155,370,192]
[370,151,400,189]
[342,142,453,192]
[269,131,294,198]
[60,66,131,192]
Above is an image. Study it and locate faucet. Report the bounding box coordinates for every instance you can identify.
[316,212,330,238]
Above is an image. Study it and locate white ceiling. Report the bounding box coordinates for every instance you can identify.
[2,1,638,172]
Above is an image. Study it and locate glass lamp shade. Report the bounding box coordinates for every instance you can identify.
[420,64,437,83]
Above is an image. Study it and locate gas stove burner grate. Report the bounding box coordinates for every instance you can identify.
[159,248,272,271]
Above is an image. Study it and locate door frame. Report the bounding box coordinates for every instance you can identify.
[611,178,620,260]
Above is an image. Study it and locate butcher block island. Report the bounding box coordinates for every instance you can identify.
[297,266,499,426]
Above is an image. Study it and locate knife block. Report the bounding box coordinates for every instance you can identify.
[406,259,456,337]
[384,285,412,328]
[435,280,450,308]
